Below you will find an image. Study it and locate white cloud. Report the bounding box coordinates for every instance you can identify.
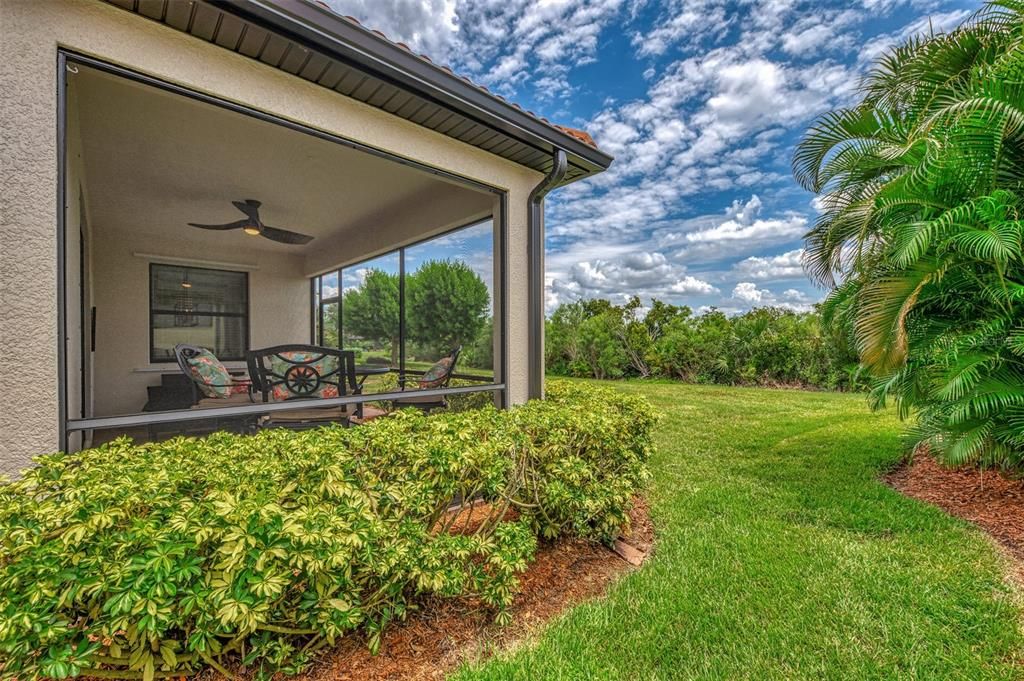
[631,0,732,57]
[547,42,858,250]
[322,0,459,61]
[329,0,871,265]
[732,281,816,311]
[782,288,811,302]
[684,215,806,244]
[671,276,718,294]
[546,250,718,309]
[732,248,806,280]
[780,9,862,57]
[326,0,625,102]
[657,196,808,263]
[733,281,768,303]
[325,0,947,318]
[693,196,800,237]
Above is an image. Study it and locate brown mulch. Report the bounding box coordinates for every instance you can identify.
[287,498,654,681]
[884,454,1024,582]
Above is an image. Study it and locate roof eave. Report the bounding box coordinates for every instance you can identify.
[220,0,613,178]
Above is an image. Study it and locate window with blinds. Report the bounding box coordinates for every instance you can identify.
[149,264,249,362]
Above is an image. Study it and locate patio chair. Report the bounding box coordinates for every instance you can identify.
[173,343,254,408]
[246,344,364,429]
[393,346,462,413]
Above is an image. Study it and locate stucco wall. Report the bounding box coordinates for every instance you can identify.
[0,0,541,473]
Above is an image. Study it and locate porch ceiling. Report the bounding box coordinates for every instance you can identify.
[72,64,489,259]
[100,0,611,184]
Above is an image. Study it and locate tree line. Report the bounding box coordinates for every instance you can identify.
[546,297,862,391]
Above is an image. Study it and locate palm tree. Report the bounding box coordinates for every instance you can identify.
[793,1,1024,468]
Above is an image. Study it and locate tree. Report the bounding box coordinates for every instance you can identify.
[644,299,689,342]
[463,317,494,372]
[613,297,654,377]
[794,1,1024,468]
[578,310,628,380]
[406,260,489,357]
[546,301,588,376]
[544,299,630,379]
[321,302,340,348]
[343,269,400,363]
[546,297,861,389]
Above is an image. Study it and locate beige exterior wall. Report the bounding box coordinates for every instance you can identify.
[0,0,542,474]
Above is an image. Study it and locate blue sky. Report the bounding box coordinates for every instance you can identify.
[326,0,977,314]
[334,221,496,310]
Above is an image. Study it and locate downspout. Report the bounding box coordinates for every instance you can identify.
[527,149,568,400]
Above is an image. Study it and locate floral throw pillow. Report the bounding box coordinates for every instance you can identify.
[418,356,453,389]
[186,349,234,399]
[269,351,340,401]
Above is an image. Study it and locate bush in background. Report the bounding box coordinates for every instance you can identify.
[0,382,654,680]
[547,297,862,391]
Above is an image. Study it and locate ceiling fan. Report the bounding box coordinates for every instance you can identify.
[187,199,314,245]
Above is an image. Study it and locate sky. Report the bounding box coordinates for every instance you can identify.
[324,0,978,315]
[325,220,496,310]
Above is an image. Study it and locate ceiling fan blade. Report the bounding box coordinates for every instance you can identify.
[187,219,250,231]
[261,225,314,245]
[232,200,261,220]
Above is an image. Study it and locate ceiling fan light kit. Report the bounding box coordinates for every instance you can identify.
[187,199,314,245]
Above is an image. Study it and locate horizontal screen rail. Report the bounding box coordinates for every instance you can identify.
[390,368,495,382]
[65,383,505,432]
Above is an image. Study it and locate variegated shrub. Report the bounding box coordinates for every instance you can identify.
[0,381,654,680]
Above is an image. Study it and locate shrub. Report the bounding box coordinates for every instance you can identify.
[0,381,654,680]
[548,297,863,391]
[445,378,498,413]
[794,2,1024,467]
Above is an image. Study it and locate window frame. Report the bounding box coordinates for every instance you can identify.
[310,217,496,381]
[148,262,251,363]
[313,270,342,348]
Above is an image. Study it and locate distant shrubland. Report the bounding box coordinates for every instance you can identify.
[546,297,862,391]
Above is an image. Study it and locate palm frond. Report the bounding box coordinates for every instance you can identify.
[794,1,1024,469]
[855,261,937,372]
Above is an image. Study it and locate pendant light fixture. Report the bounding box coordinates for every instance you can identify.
[174,270,197,327]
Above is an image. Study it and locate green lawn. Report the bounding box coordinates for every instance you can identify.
[455,381,1024,680]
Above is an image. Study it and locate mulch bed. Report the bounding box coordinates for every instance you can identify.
[284,498,654,681]
[884,454,1024,581]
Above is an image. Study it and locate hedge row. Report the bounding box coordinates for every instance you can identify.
[0,381,655,680]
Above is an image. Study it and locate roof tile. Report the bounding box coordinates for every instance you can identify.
[556,126,597,147]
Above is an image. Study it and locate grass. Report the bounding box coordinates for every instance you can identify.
[455,380,1024,680]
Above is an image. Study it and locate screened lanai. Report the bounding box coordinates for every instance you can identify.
[62,57,507,450]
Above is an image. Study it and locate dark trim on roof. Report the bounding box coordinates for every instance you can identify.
[100,0,612,184]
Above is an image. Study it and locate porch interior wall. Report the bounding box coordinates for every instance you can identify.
[90,230,308,416]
